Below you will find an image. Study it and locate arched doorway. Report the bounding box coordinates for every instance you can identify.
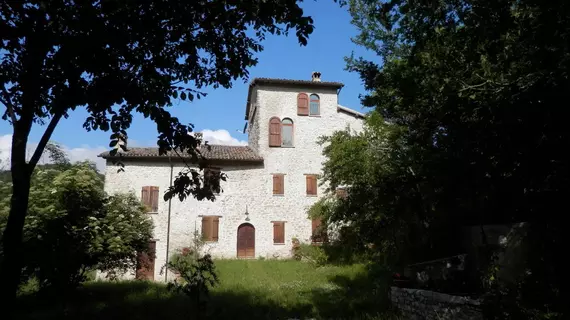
[237,223,255,258]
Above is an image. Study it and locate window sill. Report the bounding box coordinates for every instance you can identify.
[309,115,321,117]
[281,146,295,148]
[204,241,219,244]
[273,194,285,197]
[273,243,286,245]
[306,195,318,197]
[145,212,159,214]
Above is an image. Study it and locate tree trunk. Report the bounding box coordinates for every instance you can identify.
[0,130,32,313]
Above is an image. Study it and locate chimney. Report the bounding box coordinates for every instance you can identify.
[311,71,321,82]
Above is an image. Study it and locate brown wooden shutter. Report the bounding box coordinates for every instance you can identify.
[273,222,285,244]
[150,186,159,212]
[212,217,219,241]
[297,93,309,116]
[141,186,151,211]
[273,174,284,195]
[202,216,212,241]
[269,117,282,147]
[306,175,317,195]
[312,219,322,243]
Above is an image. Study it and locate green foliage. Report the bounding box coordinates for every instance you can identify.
[0,162,152,292]
[163,231,219,315]
[293,243,328,266]
[330,0,569,318]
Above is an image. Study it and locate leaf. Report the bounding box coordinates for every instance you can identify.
[173,91,178,99]
[180,92,187,100]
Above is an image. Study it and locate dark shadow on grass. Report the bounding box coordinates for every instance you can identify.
[309,264,396,319]
[16,281,313,320]
[15,264,396,320]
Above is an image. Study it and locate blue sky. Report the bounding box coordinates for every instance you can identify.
[0,1,374,169]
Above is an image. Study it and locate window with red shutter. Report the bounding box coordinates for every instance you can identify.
[272,174,284,195]
[297,93,309,115]
[312,218,326,243]
[150,186,159,212]
[273,221,285,244]
[305,175,318,196]
[201,216,219,242]
[269,117,282,147]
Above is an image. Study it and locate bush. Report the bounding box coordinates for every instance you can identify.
[163,232,219,315]
[1,162,153,293]
[294,243,328,266]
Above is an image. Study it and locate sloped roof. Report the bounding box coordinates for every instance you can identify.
[337,105,366,119]
[245,77,345,120]
[98,145,263,163]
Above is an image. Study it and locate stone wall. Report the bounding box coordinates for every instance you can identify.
[390,287,482,320]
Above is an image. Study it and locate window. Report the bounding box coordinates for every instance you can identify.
[204,168,221,194]
[297,93,309,115]
[336,187,347,199]
[305,174,318,196]
[273,221,285,244]
[268,117,295,147]
[269,117,282,147]
[309,94,320,116]
[272,174,284,195]
[141,186,159,212]
[312,218,327,243]
[281,118,294,147]
[201,216,219,242]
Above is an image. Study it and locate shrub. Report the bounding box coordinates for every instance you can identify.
[295,243,328,266]
[163,232,219,315]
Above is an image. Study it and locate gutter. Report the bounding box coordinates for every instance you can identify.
[165,156,174,282]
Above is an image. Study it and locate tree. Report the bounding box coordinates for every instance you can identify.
[0,160,153,293]
[0,0,314,304]
[318,0,568,317]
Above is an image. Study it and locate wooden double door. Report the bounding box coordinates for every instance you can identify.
[237,223,255,258]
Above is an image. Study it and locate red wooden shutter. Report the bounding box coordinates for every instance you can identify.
[297,93,309,115]
[141,186,151,211]
[273,222,285,244]
[212,217,219,241]
[273,174,284,195]
[150,186,159,212]
[269,117,282,147]
[306,175,317,195]
[202,216,212,241]
[312,219,322,243]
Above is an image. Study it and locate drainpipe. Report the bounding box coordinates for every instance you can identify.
[165,156,174,282]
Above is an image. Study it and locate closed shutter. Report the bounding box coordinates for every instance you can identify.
[273,174,284,195]
[297,93,309,115]
[269,117,282,147]
[336,187,347,199]
[306,175,317,195]
[212,217,219,241]
[150,186,159,212]
[141,186,151,211]
[202,216,212,241]
[273,222,285,244]
[312,219,323,243]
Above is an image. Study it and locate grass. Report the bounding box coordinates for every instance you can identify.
[15,260,398,320]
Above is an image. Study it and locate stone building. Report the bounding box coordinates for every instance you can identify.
[99,73,365,281]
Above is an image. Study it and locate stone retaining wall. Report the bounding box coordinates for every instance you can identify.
[390,287,482,320]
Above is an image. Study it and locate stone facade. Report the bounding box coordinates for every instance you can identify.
[390,287,482,320]
[101,76,364,281]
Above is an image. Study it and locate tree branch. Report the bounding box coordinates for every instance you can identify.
[0,85,18,124]
[28,109,64,169]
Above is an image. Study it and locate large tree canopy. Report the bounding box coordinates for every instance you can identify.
[314,0,568,318]
[0,0,314,306]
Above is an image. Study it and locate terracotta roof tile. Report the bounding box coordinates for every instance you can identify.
[98,145,263,163]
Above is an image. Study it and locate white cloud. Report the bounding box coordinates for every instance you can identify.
[200,129,247,146]
[0,134,107,172]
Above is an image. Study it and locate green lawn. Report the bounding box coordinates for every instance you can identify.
[16,260,397,320]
